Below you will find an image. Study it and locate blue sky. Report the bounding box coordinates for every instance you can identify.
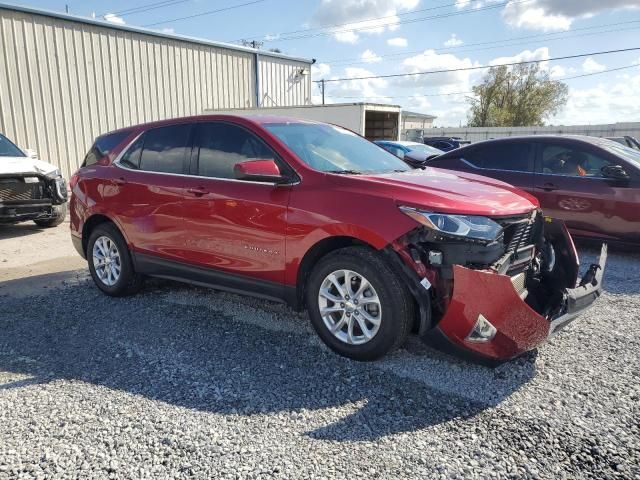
[18,0,640,126]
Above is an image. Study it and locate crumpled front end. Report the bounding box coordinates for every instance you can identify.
[390,211,606,363]
[0,172,67,223]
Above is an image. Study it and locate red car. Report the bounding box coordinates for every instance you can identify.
[428,136,640,245]
[70,116,606,363]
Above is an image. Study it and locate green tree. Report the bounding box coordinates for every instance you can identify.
[467,64,568,127]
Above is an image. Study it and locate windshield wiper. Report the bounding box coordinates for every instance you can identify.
[326,169,362,175]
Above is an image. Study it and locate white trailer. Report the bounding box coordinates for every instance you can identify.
[205,103,402,141]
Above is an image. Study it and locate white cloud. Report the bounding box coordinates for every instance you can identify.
[311,62,332,79]
[502,0,640,32]
[552,71,640,124]
[549,65,567,79]
[361,49,382,63]
[161,27,175,34]
[264,33,280,41]
[582,57,606,74]
[334,30,359,43]
[444,34,464,47]
[103,13,125,25]
[489,47,551,70]
[310,0,420,43]
[387,37,408,47]
[397,50,477,93]
[321,67,389,103]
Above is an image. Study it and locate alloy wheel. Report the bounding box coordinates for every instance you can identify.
[317,269,382,345]
[92,235,122,286]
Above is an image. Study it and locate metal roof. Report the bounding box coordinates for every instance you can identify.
[0,1,313,64]
[402,110,437,120]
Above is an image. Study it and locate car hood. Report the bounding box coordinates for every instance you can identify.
[338,167,538,216]
[0,156,59,176]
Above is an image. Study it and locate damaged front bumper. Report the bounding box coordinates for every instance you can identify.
[434,243,606,362]
[391,214,607,363]
[0,172,67,223]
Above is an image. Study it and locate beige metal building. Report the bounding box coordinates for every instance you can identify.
[0,3,313,178]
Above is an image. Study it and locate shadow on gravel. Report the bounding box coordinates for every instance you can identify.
[0,223,45,240]
[0,273,536,442]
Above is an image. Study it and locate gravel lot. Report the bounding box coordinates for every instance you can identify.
[1,220,639,479]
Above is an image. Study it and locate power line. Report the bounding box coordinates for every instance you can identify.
[240,0,532,43]
[143,0,267,27]
[101,0,191,17]
[325,19,640,66]
[315,47,640,83]
[232,0,473,43]
[326,63,640,100]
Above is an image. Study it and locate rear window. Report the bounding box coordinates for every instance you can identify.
[83,131,130,166]
[463,143,534,172]
[139,124,192,174]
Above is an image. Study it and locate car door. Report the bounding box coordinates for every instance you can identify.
[113,123,193,261]
[178,121,293,285]
[533,140,640,242]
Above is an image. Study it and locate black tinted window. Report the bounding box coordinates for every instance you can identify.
[194,123,275,179]
[83,131,129,166]
[140,124,191,174]
[433,141,453,150]
[463,143,533,172]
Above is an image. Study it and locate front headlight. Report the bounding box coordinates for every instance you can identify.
[399,206,503,242]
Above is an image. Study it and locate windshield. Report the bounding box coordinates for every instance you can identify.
[406,143,443,155]
[598,140,640,167]
[264,123,410,174]
[0,134,26,157]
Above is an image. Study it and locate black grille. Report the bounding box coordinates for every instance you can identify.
[0,178,45,201]
[498,213,538,254]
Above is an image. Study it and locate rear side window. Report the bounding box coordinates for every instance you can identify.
[463,143,534,172]
[83,131,129,166]
[119,136,144,169]
[194,122,276,179]
[139,124,192,174]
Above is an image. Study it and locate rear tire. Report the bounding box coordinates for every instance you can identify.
[34,203,67,228]
[305,246,414,361]
[87,223,143,297]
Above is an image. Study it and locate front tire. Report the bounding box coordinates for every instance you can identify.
[305,247,414,361]
[34,203,67,228]
[87,223,143,297]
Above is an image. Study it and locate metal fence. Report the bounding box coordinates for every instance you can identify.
[422,123,640,143]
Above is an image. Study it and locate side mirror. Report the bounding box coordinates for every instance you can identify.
[234,159,287,183]
[23,148,38,159]
[601,164,629,180]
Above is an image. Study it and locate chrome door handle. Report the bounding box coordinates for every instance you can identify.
[186,187,208,197]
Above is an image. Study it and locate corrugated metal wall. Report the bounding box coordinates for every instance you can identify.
[0,7,311,178]
[258,56,312,108]
[422,123,640,143]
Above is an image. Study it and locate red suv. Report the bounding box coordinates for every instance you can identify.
[70,116,606,363]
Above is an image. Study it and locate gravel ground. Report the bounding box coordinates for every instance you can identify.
[0,221,639,479]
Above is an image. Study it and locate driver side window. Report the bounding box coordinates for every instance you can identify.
[540,144,612,178]
[193,122,276,179]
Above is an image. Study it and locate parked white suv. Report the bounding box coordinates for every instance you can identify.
[0,133,67,227]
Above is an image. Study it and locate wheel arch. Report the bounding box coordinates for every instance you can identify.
[81,214,121,256]
[294,236,377,310]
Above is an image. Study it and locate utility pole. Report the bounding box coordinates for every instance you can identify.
[65,4,69,13]
[240,39,264,49]
[320,79,325,105]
